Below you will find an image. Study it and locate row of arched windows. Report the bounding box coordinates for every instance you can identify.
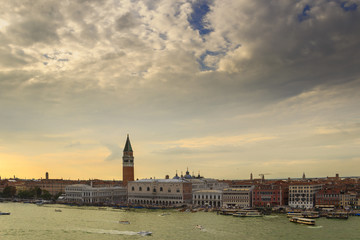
[131,186,180,193]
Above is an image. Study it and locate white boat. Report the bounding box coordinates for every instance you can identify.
[233,210,262,217]
[289,217,315,225]
[55,209,62,212]
[195,225,204,230]
[138,231,152,236]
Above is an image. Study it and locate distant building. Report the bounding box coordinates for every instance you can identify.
[192,190,222,208]
[340,191,358,209]
[252,183,288,207]
[222,187,254,208]
[127,179,192,206]
[289,183,323,209]
[123,135,135,186]
[65,184,126,204]
[315,188,342,208]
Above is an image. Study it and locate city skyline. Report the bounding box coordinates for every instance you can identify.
[1,1,360,180]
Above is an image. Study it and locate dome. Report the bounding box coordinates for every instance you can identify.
[184,168,192,179]
[173,172,180,179]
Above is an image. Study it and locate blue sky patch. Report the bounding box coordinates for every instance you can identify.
[198,50,222,71]
[298,4,311,22]
[341,1,358,11]
[188,0,213,35]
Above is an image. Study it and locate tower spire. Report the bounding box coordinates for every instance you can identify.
[123,134,133,152]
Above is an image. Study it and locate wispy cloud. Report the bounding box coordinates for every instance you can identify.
[104,143,122,161]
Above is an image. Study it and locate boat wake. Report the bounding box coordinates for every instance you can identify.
[81,228,138,236]
[264,215,279,219]
[307,226,323,229]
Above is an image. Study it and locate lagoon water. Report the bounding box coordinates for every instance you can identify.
[1,202,359,240]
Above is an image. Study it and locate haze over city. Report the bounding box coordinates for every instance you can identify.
[0,0,359,180]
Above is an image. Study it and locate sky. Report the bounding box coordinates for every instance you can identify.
[0,0,359,181]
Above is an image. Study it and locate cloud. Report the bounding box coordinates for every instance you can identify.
[0,0,359,179]
[104,143,123,161]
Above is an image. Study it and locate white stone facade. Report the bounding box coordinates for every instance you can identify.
[127,179,192,206]
[65,184,127,204]
[189,178,229,192]
[289,184,323,209]
[222,187,253,208]
[193,190,222,208]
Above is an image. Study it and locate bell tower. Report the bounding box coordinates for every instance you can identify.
[122,134,134,185]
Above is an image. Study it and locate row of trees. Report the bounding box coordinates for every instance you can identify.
[1,186,61,200]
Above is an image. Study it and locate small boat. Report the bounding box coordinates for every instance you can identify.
[195,225,203,230]
[138,231,152,236]
[119,221,130,224]
[160,213,170,216]
[0,212,11,215]
[289,217,315,225]
[55,209,62,212]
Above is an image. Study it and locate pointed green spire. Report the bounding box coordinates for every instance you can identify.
[123,134,133,152]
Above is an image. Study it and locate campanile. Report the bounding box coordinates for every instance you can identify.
[122,134,134,185]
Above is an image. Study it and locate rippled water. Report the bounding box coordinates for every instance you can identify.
[1,202,360,240]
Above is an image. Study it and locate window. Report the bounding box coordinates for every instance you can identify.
[168,189,171,193]
[147,187,150,191]
[176,189,180,193]
[160,187,163,192]
[131,187,134,191]
[139,187,142,191]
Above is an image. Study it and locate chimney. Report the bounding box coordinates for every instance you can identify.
[46,172,49,180]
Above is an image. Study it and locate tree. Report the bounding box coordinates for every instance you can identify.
[2,186,17,198]
[18,190,34,199]
[34,187,42,198]
[41,190,52,200]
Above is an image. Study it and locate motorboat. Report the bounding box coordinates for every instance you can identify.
[160,213,170,216]
[119,221,130,224]
[55,209,62,212]
[138,231,152,236]
[195,225,203,230]
[0,212,10,215]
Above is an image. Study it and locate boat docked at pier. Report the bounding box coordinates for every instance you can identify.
[218,209,238,215]
[326,212,348,219]
[289,217,315,225]
[287,212,303,218]
[233,209,263,217]
[301,211,320,218]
